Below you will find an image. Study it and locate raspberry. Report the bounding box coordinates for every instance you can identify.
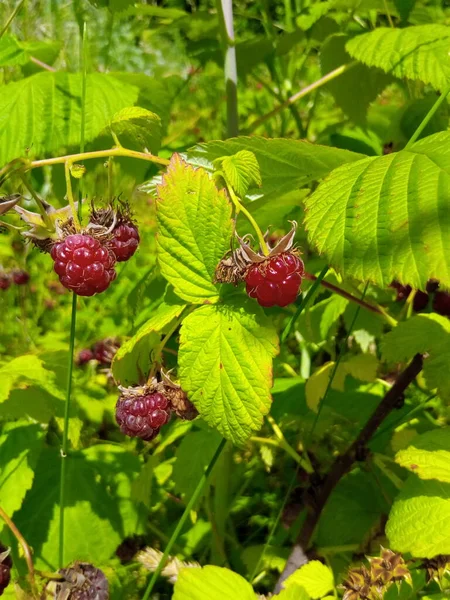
[77,349,94,365]
[116,391,171,441]
[0,275,10,291]
[0,544,12,596]
[52,562,108,600]
[245,252,305,308]
[109,223,139,262]
[12,270,29,285]
[50,234,116,297]
[93,338,120,365]
[413,290,429,312]
[433,291,450,317]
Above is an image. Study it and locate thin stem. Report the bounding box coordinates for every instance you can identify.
[404,85,450,150]
[304,272,397,327]
[142,438,227,599]
[78,21,88,223]
[19,174,53,229]
[0,0,25,38]
[0,505,38,597]
[217,0,239,137]
[225,183,269,255]
[281,265,329,342]
[59,293,77,568]
[64,161,81,230]
[382,0,394,27]
[266,415,314,473]
[244,63,357,134]
[29,56,56,71]
[30,146,170,169]
[309,283,369,439]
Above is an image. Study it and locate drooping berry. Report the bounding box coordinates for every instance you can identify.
[433,291,450,317]
[51,562,109,600]
[77,349,94,365]
[109,222,140,262]
[0,275,10,291]
[50,234,116,297]
[0,544,12,596]
[12,270,29,285]
[245,252,305,308]
[116,391,171,441]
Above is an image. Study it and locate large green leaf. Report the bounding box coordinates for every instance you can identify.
[0,355,63,404]
[395,428,450,483]
[112,300,186,386]
[173,565,255,600]
[0,72,161,166]
[321,34,391,123]
[0,422,43,533]
[185,137,364,204]
[178,297,279,445]
[386,476,450,557]
[304,132,450,291]
[156,156,233,304]
[346,25,450,91]
[382,313,450,399]
[15,445,144,570]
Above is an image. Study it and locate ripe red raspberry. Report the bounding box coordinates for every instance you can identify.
[0,544,12,596]
[245,252,305,308]
[116,391,171,441]
[50,234,116,297]
[109,223,140,262]
[433,291,450,317]
[77,349,94,365]
[12,270,29,285]
[0,275,10,291]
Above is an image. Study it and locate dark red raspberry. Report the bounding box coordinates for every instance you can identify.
[50,234,116,297]
[12,270,29,285]
[245,252,305,308]
[390,282,429,311]
[413,290,429,312]
[391,281,412,302]
[0,544,12,596]
[77,349,94,365]
[116,391,171,441]
[433,291,450,317]
[0,275,10,291]
[93,338,120,365]
[53,562,108,600]
[109,223,139,262]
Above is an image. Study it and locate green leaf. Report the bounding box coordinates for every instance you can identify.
[395,428,450,483]
[178,297,279,445]
[15,445,144,570]
[112,300,186,386]
[214,150,262,198]
[297,295,349,344]
[107,106,161,153]
[386,476,450,557]
[185,137,365,204]
[284,560,334,598]
[278,585,310,600]
[173,430,222,498]
[321,34,391,123]
[173,565,255,600]
[0,72,145,165]
[304,132,450,291]
[0,422,43,531]
[346,25,450,91]
[0,36,61,67]
[0,355,63,404]
[382,313,450,399]
[156,156,233,304]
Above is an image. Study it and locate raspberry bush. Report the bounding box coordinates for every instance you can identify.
[0,2,449,600]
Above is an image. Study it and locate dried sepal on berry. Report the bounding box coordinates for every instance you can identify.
[89,201,140,262]
[161,369,198,421]
[340,566,379,600]
[420,555,450,583]
[45,562,109,600]
[138,547,200,584]
[369,548,410,586]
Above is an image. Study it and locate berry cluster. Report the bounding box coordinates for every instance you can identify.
[77,338,120,366]
[392,280,450,317]
[116,392,171,441]
[0,544,12,596]
[245,252,305,307]
[0,269,29,291]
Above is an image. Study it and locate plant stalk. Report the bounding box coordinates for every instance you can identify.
[31,147,170,169]
[217,0,239,137]
[245,62,357,133]
[0,0,25,38]
[59,292,78,568]
[404,84,450,149]
[64,161,81,230]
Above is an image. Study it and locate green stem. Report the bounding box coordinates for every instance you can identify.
[64,161,81,230]
[217,0,239,137]
[78,21,87,223]
[308,282,369,439]
[19,174,53,229]
[225,183,270,255]
[266,415,313,473]
[59,292,77,568]
[213,441,232,564]
[142,438,227,599]
[0,0,25,38]
[281,265,329,342]
[30,147,170,170]
[404,84,450,149]
[244,63,357,134]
